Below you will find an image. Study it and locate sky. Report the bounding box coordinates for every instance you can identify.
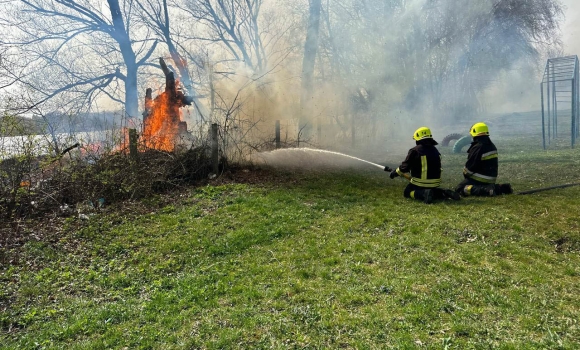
[562,0,580,55]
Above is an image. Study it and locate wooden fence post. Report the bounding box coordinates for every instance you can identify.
[275,120,281,149]
[128,128,138,160]
[351,113,356,148]
[211,123,219,174]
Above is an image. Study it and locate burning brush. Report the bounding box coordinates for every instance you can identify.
[141,58,193,152]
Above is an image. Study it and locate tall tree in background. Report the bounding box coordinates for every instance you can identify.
[300,0,321,135]
[136,0,208,120]
[0,0,158,117]
[315,0,563,124]
[178,0,267,72]
[0,0,565,136]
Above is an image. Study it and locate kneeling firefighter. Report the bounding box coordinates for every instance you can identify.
[455,122,513,196]
[387,127,460,204]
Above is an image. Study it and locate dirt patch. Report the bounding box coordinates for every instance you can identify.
[552,236,580,253]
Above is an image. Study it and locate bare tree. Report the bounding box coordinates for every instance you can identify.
[177,0,267,73]
[315,0,563,125]
[135,0,209,120]
[0,0,159,118]
[299,0,321,135]
[0,48,23,92]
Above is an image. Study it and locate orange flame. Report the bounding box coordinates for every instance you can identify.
[142,87,184,152]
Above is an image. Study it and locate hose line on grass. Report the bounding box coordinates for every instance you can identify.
[517,183,580,195]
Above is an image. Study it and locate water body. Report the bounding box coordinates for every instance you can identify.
[0,130,120,159]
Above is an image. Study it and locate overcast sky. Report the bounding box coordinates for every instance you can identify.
[561,0,580,55]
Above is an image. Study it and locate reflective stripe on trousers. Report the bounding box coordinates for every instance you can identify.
[463,168,496,183]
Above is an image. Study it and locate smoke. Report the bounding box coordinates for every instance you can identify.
[121,0,564,168]
[561,0,580,54]
[201,0,564,159]
[11,0,565,178]
[0,0,566,160]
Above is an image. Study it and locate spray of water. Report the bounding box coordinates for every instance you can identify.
[254,147,388,171]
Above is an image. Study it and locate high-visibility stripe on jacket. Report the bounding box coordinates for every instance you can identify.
[463,136,498,184]
[396,141,442,188]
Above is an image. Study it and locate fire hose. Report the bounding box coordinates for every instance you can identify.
[383,165,580,194]
[516,183,580,195]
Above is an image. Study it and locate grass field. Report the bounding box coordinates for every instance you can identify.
[1,135,580,349]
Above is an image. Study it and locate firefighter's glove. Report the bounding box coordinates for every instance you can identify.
[389,170,399,179]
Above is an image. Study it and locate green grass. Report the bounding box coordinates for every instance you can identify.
[2,136,580,349]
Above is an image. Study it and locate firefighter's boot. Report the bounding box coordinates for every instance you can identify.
[462,184,496,197]
[443,189,461,200]
[422,189,434,204]
[412,188,434,204]
[499,183,513,195]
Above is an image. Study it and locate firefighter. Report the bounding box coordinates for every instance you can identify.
[387,127,460,204]
[455,122,513,197]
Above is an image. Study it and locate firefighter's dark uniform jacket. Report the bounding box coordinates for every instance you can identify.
[463,136,498,184]
[396,139,442,188]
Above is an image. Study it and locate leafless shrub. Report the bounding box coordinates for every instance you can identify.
[0,119,214,222]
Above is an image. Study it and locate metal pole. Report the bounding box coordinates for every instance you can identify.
[541,83,546,150]
[552,62,557,138]
[576,58,580,139]
[211,123,219,174]
[275,120,281,149]
[573,60,577,141]
[547,62,552,145]
[572,60,580,140]
[572,78,576,148]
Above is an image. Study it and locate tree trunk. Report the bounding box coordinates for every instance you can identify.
[300,0,322,138]
[161,0,207,121]
[107,0,139,119]
[125,61,139,119]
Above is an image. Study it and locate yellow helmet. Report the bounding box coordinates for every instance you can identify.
[470,122,489,137]
[413,126,433,141]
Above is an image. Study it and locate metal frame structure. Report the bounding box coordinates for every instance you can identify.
[541,55,580,149]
